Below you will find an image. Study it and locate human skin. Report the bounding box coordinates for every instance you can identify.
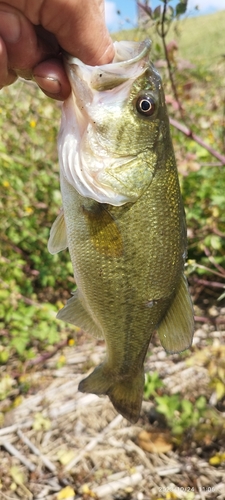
[0,0,114,100]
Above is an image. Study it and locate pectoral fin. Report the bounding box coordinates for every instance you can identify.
[57,291,103,338]
[158,274,194,353]
[48,209,68,254]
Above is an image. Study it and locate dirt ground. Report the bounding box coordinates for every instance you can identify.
[0,308,225,500]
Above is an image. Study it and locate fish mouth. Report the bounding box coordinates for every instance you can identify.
[64,39,152,91]
[58,39,156,206]
[65,39,151,66]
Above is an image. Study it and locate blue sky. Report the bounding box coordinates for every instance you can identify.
[105,0,225,32]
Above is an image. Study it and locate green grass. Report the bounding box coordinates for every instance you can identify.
[113,9,225,65]
[169,10,225,63]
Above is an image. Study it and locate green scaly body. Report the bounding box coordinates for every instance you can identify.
[49,42,194,422]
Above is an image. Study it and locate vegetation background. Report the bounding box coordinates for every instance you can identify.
[0,1,225,498]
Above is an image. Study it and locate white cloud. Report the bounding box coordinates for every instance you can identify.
[105,1,119,28]
[188,0,225,12]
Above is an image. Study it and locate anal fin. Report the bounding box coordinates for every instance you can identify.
[158,274,194,353]
[57,290,103,338]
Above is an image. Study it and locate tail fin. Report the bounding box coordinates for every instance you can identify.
[78,364,144,424]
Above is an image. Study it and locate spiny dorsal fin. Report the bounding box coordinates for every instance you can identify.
[48,209,68,254]
[158,274,194,354]
[57,290,103,338]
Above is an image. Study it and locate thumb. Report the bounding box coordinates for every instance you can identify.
[40,0,115,64]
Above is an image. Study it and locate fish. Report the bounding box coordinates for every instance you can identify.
[48,39,194,423]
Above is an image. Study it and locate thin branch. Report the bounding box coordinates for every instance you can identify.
[25,339,67,368]
[203,246,225,277]
[170,117,225,165]
[212,227,225,238]
[193,315,225,325]
[0,439,35,472]
[193,278,225,289]
[93,471,143,498]
[137,1,152,17]
[157,0,185,118]
[137,2,225,164]
[0,421,33,437]
[216,317,225,324]
[190,263,225,279]
[196,478,206,500]
[194,316,211,324]
[64,414,123,471]
[17,429,56,473]
[155,465,182,476]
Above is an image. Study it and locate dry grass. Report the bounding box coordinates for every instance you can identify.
[0,318,224,500]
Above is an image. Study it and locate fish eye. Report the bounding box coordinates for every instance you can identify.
[136,95,156,117]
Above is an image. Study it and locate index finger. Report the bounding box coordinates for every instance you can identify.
[0,4,59,79]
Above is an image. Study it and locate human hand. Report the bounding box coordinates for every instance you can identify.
[0,0,114,100]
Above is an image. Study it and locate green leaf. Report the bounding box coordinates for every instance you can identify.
[181,399,193,417]
[176,1,188,16]
[153,5,161,19]
[195,396,207,411]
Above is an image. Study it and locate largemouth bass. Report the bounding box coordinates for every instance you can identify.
[48,40,194,423]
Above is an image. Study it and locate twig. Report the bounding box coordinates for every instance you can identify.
[0,439,36,472]
[49,393,100,419]
[17,429,56,473]
[25,339,67,368]
[92,471,143,498]
[0,278,45,307]
[138,1,185,117]
[193,278,225,289]
[199,162,224,167]
[216,317,225,324]
[212,227,225,238]
[203,246,225,277]
[196,478,206,500]
[0,421,33,437]
[125,439,157,474]
[194,314,225,325]
[138,2,225,163]
[194,316,211,324]
[170,117,225,164]
[190,263,225,279]
[0,491,19,500]
[156,465,182,476]
[64,414,123,471]
[108,435,158,475]
[158,0,185,118]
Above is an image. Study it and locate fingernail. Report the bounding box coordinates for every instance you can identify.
[33,75,61,95]
[0,12,21,43]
